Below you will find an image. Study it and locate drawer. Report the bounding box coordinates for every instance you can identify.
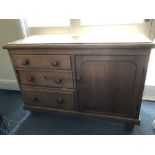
[11,55,71,70]
[18,70,73,88]
[22,88,74,111]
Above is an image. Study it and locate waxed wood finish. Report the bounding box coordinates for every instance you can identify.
[76,55,146,118]
[11,54,71,70]
[18,69,73,88]
[4,35,154,128]
[24,105,140,125]
[22,88,74,111]
[8,48,151,55]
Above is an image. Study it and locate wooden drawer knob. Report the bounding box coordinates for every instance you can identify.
[77,75,82,81]
[31,96,38,102]
[57,97,64,104]
[55,78,62,84]
[22,60,29,65]
[27,76,34,82]
[52,60,59,67]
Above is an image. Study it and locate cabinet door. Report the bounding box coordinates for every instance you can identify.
[76,55,145,117]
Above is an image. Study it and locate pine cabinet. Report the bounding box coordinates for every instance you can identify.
[4,35,154,130]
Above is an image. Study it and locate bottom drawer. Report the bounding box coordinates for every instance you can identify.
[22,88,74,111]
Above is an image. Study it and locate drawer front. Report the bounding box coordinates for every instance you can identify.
[22,88,74,111]
[18,70,73,88]
[11,55,71,70]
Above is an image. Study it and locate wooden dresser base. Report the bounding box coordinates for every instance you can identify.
[24,105,140,125]
[4,35,154,131]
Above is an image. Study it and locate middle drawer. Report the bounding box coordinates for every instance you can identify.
[18,70,73,88]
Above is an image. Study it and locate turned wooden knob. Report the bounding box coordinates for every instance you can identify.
[52,60,59,67]
[57,97,64,104]
[27,76,34,82]
[31,96,38,102]
[44,76,48,79]
[22,59,29,65]
[55,78,62,84]
[77,75,81,81]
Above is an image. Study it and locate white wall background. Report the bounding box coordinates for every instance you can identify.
[0,19,23,90]
[145,49,155,86]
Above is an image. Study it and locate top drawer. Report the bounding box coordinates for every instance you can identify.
[11,55,71,70]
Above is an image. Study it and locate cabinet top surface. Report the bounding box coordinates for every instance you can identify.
[3,33,155,49]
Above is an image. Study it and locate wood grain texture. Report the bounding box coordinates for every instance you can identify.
[18,69,74,88]
[74,51,149,120]
[7,48,151,56]
[11,54,71,70]
[3,43,155,49]
[22,88,74,111]
[76,56,137,117]
[3,35,154,127]
[23,105,140,125]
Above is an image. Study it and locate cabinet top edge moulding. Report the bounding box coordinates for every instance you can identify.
[3,34,155,49]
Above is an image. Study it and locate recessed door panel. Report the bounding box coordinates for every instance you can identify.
[76,55,141,117]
